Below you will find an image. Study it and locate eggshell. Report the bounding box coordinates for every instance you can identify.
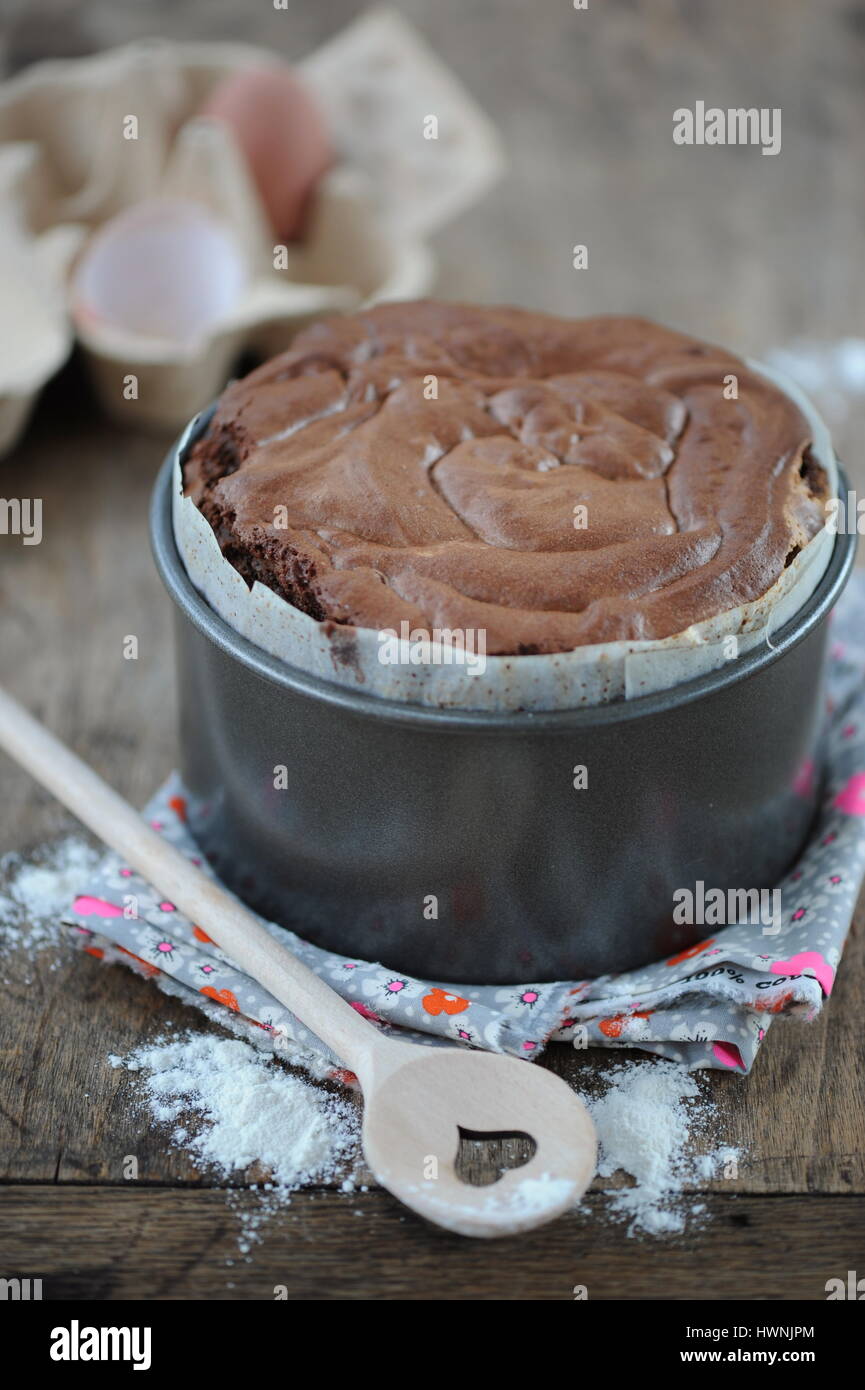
[201,65,333,240]
[72,198,248,346]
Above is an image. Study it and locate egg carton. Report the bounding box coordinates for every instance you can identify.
[0,7,504,450]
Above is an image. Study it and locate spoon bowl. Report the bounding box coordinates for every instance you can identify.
[0,685,597,1239]
[359,1042,596,1237]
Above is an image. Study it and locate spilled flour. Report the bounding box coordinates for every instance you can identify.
[576,1059,743,1236]
[111,1031,361,1255]
[113,1041,738,1249]
[0,836,99,965]
[1,843,743,1247]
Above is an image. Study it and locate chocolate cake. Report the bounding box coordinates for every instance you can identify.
[183,302,830,655]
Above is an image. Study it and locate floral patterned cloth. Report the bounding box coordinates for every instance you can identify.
[65,573,865,1078]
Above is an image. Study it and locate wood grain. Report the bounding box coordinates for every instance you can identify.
[1,0,864,1299]
[1,896,862,1194]
[0,1187,861,1301]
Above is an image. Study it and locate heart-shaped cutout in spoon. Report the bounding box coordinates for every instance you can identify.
[0,687,596,1238]
[360,1044,596,1236]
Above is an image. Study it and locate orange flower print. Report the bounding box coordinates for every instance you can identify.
[598,1008,652,1038]
[192,925,214,944]
[755,990,793,1015]
[666,939,716,967]
[422,987,470,1017]
[168,795,187,822]
[118,946,159,978]
[200,986,239,1012]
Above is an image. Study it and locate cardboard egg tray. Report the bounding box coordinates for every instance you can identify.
[0,7,504,451]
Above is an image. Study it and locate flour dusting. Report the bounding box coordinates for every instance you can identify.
[576,1059,742,1236]
[0,837,98,963]
[111,1030,361,1254]
[0,839,747,1248]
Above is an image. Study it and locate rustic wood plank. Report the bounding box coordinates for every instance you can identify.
[2,0,865,1295]
[0,367,863,1208]
[1,900,862,1193]
[0,1187,861,1300]
[0,365,177,849]
[548,902,865,1195]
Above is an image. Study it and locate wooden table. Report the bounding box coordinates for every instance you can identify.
[1,0,863,1301]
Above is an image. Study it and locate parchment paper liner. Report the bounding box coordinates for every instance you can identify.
[173,361,838,712]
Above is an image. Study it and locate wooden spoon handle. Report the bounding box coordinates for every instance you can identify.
[0,686,383,1072]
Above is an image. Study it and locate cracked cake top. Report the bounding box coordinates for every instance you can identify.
[183,301,830,655]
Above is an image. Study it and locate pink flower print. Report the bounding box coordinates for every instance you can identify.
[842,724,857,739]
[521,1040,537,1053]
[834,772,865,816]
[360,973,420,1006]
[771,950,834,995]
[495,984,544,1010]
[791,907,806,922]
[712,1041,745,1070]
[792,758,815,799]
[72,896,123,918]
[154,938,176,961]
[159,901,175,913]
[120,868,133,878]
[351,1001,382,1022]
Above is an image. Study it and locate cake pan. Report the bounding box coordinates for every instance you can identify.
[151,438,857,985]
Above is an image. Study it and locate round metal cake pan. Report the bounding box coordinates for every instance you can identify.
[151,442,857,985]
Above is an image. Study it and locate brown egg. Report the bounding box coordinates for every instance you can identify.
[201,65,333,241]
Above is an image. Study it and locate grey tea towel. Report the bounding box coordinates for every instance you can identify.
[66,573,865,1078]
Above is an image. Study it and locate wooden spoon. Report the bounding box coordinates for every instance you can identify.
[0,687,596,1237]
